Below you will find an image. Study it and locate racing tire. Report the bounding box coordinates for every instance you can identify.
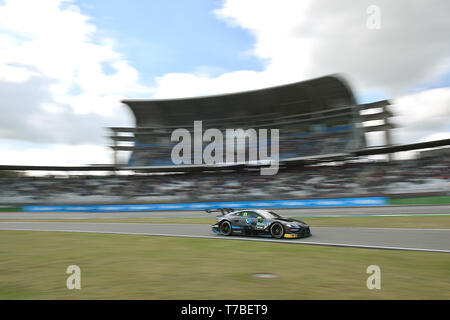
[270,223,285,239]
[220,221,232,236]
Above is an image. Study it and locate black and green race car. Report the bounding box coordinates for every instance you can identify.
[209,208,311,239]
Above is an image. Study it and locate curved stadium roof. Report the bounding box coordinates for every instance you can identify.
[122,74,358,129]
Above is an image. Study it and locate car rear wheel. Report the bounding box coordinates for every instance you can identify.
[270,223,284,239]
[220,221,232,236]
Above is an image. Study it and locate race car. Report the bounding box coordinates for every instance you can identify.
[209,208,311,239]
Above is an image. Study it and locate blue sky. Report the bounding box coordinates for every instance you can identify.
[0,0,448,165]
[76,0,449,103]
[77,0,264,86]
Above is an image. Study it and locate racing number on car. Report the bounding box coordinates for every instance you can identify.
[243,212,251,225]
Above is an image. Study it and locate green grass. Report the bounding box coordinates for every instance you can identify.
[0,231,448,299]
[0,207,21,212]
[2,215,450,228]
[390,196,450,205]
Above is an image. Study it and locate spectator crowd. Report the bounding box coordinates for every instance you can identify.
[0,155,448,205]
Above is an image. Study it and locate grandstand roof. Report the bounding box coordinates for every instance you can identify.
[122,74,357,128]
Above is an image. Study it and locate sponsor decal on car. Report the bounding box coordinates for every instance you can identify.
[284,234,298,238]
[255,222,265,230]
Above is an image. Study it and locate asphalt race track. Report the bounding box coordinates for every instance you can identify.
[1,205,449,253]
[0,221,449,253]
[0,205,449,220]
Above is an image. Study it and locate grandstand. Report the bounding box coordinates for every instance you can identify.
[109,75,385,167]
[0,74,448,206]
[0,154,448,205]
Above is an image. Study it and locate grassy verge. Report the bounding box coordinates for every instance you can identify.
[0,207,21,212]
[1,215,449,228]
[390,196,450,205]
[0,231,448,299]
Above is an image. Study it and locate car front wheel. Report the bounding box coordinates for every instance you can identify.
[220,221,232,236]
[270,223,285,239]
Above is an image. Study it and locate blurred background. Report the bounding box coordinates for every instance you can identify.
[0,73,449,206]
[0,0,449,301]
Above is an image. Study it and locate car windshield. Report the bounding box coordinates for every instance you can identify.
[264,211,282,219]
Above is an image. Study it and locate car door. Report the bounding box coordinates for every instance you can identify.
[242,211,259,229]
[229,211,244,227]
[231,211,252,229]
[252,212,268,231]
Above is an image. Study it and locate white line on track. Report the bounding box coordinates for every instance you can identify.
[1,226,449,254]
[298,213,450,217]
[314,226,450,231]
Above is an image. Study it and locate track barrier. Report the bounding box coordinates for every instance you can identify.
[22,197,388,212]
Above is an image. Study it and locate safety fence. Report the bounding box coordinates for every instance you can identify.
[21,197,388,212]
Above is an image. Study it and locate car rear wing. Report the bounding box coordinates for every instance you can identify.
[205,208,235,216]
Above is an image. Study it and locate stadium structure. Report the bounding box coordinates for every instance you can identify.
[1,74,449,205]
[1,74,448,176]
[108,75,395,168]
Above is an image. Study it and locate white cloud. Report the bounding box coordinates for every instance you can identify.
[0,141,111,166]
[0,0,448,166]
[0,62,37,82]
[390,87,450,144]
[0,0,151,112]
[153,70,268,99]
[151,0,450,147]
[151,0,450,100]
[0,0,152,165]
